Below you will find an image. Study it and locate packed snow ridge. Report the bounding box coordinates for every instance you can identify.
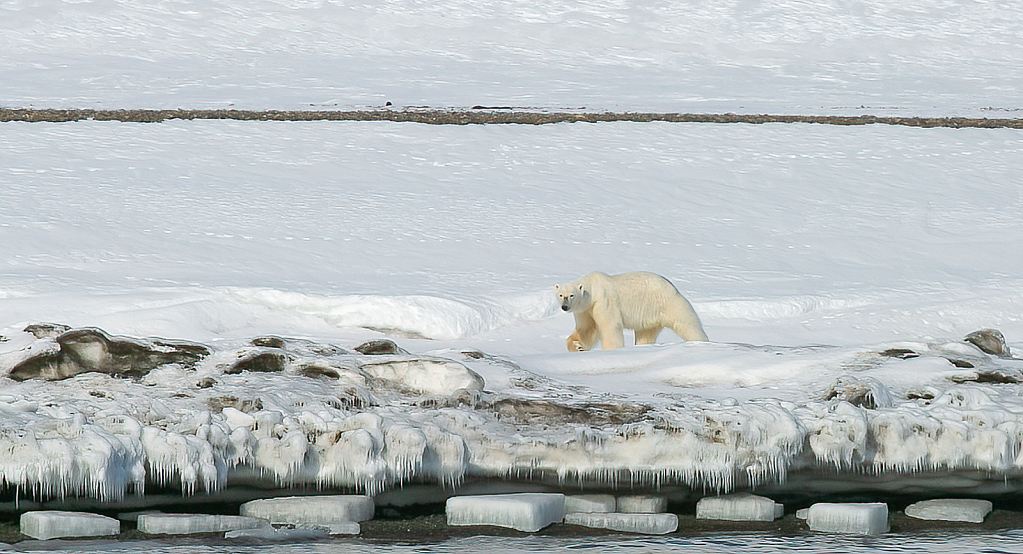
[2,322,1023,504]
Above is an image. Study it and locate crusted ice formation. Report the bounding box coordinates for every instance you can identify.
[2,325,1023,505]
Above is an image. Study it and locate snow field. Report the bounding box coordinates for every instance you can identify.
[2,0,1021,115]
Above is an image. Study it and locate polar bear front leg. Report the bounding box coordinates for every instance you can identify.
[567,331,585,351]
[569,313,599,352]
[591,303,625,350]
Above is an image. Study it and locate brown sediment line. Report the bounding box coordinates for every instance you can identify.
[1,108,1022,128]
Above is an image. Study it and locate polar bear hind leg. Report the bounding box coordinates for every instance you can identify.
[668,319,708,342]
[634,327,663,345]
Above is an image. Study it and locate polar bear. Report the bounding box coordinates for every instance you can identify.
[555,271,708,351]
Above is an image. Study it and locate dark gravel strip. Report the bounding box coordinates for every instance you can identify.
[2,108,1022,128]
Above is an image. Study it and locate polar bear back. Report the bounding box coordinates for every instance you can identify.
[588,271,696,329]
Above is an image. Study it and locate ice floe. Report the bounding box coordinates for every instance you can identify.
[136,513,268,534]
[20,511,120,540]
[564,494,616,514]
[904,499,993,523]
[239,495,375,525]
[696,494,783,521]
[446,493,565,532]
[564,512,678,535]
[806,503,889,535]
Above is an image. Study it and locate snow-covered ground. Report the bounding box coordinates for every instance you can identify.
[2,0,1023,509]
[2,0,1022,116]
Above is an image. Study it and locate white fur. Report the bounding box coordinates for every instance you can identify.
[555,271,708,351]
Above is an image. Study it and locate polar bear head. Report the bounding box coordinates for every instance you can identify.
[554,281,591,313]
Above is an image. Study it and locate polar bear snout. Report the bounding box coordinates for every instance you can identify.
[561,303,572,312]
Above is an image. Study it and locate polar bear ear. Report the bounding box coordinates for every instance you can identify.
[554,284,561,290]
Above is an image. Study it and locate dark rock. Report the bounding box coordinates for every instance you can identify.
[965,329,1011,357]
[8,327,210,381]
[946,358,975,369]
[823,376,894,409]
[225,348,290,374]
[251,336,286,349]
[196,377,217,389]
[355,339,408,355]
[881,348,919,359]
[950,368,1023,384]
[207,395,263,412]
[23,323,71,339]
[295,363,341,379]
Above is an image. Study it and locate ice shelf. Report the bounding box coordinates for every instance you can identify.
[20,511,120,540]
[564,512,678,534]
[239,495,375,525]
[446,493,566,532]
[904,499,992,523]
[696,493,784,521]
[137,513,269,534]
[806,502,889,535]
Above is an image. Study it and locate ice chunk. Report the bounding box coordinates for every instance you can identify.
[21,511,120,540]
[446,493,565,532]
[137,513,269,535]
[565,512,678,534]
[806,503,889,535]
[905,499,992,523]
[696,494,783,521]
[617,495,667,513]
[225,525,331,540]
[239,495,375,525]
[565,494,616,513]
[321,521,362,535]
